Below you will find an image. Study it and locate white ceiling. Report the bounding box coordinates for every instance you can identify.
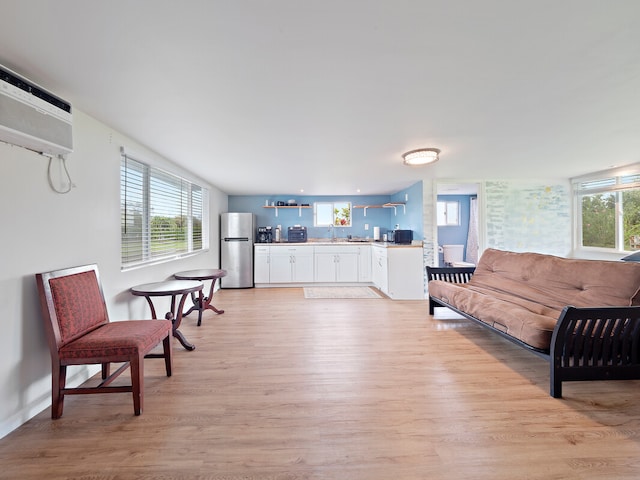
[1,1,639,196]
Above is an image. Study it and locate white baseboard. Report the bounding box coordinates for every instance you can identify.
[0,365,99,439]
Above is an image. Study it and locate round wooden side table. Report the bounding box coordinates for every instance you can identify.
[174,269,228,326]
[131,279,203,351]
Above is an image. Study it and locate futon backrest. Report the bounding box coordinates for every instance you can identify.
[470,248,640,309]
[48,269,109,346]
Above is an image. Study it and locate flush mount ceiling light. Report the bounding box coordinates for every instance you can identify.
[402,148,441,166]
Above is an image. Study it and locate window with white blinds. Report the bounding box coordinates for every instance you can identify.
[572,164,640,251]
[120,150,208,269]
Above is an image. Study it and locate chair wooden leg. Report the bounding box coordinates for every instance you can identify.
[130,353,144,416]
[163,334,173,377]
[52,364,66,419]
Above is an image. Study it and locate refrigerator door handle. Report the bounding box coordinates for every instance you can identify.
[224,237,250,242]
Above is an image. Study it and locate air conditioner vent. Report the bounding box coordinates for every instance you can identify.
[0,64,73,156]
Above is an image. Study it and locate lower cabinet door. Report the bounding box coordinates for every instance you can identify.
[254,254,270,283]
[314,253,337,282]
[336,253,359,282]
[292,254,314,282]
[269,254,293,283]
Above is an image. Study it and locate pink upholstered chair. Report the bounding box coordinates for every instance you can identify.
[36,264,173,418]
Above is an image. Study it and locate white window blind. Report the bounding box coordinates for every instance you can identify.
[121,150,208,269]
[572,163,640,251]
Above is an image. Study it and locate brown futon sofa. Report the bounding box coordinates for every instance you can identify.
[427,248,640,397]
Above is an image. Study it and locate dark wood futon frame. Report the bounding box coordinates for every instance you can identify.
[427,266,640,398]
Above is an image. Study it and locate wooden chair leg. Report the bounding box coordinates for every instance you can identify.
[163,334,173,377]
[130,353,143,416]
[52,364,66,419]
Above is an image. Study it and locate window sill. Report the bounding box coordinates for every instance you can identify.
[121,249,209,272]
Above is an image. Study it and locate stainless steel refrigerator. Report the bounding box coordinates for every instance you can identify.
[220,212,255,288]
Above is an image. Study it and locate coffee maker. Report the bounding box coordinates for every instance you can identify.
[257,226,273,243]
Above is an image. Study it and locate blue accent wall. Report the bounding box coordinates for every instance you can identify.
[228,181,423,241]
[390,181,424,239]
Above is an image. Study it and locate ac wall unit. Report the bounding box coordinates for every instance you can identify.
[0,63,73,156]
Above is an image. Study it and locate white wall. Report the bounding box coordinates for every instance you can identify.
[0,109,227,438]
[483,180,572,256]
[423,178,573,267]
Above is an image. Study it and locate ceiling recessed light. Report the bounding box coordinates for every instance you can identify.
[402,148,440,166]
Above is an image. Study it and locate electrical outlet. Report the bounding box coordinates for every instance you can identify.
[364,224,369,230]
[405,193,409,202]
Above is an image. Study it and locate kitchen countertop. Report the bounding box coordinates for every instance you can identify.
[258,240,423,248]
[369,242,423,248]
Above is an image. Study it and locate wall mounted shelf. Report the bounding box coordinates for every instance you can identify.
[353,202,406,216]
[263,205,311,217]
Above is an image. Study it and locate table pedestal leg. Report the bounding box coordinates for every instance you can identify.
[146,294,196,351]
[164,312,195,351]
[169,293,195,350]
[183,277,225,326]
[182,292,201,318]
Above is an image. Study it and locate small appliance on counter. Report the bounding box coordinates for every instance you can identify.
[288,226,307,243]
[257,226,273,243]
[393,229,413,245]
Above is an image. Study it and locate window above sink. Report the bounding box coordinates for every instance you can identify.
[314,201,352,227]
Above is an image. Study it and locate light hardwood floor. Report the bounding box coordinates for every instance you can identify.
[2,287,640,479]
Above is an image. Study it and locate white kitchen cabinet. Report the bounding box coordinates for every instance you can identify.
[314,246,359,283]
[256,243,423,294]
[268,245,314,283]
[254,245,271,283]
[371,244,425,299]
[269,248,292,283]
[293,250,314,282]
[336,253,359,282]
[358,245,371,282]
[314,252,336,282]
[371,245,388,294]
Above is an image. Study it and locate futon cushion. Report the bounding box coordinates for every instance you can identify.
[428,281,558,349]
[59,320,172,363]
[470,249,640,308]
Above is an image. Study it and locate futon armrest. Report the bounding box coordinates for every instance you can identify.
[550,305,640,398]
[426,266,476,315]
[426,266,475,284]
